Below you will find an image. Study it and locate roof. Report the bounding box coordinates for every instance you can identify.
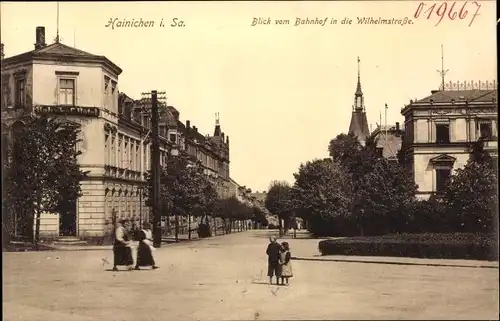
[414,89,497,104]
[1,42,122,75]
[348,111,370,142]
[373,131,402,159]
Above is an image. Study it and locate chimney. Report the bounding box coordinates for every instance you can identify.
[186,120,190,128]
[35,26,46,50]
[0,43,4,60]
[193,126,197,132]
[396,122,400,131]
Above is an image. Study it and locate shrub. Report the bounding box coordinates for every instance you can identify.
[318,233,498,261]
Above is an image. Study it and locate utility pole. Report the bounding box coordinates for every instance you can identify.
[141,90,166,248]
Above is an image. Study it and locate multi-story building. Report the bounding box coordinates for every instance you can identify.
[1,26,231,240]
[400,81,498,199]
[368,123,404,162]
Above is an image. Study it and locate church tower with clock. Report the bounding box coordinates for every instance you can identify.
[348,57,371,146]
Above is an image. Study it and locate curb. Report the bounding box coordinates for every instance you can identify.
[31,232,247,252]
[292,256,499,269]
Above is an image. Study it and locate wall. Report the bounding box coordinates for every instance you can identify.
[1,62,34,111]
[78,180,106,237]
[32,62,105,107]
[413,149,470,196]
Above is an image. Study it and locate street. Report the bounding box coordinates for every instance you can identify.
[3,230,499,321]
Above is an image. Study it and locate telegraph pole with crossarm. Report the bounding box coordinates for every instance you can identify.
[141,90,166,247]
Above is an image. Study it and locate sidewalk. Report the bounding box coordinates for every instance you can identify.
[29,229,249,251]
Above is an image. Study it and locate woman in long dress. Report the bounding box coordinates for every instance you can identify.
[112,219,134,271]
[135,222,159,270]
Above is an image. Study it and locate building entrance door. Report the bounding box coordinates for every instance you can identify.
[59,201,77,236]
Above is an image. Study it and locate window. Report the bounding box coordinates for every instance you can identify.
[158,125,165,137]
[436,168,451,193]
[435,123,450,144]
[105,133,109,165]
[15,79,26,107]
[169,133,177,143]
[478,121,493,140]
[376,147,384,158]
[59,79,75,105]
[111,81,117,111]
[111,135,116,167]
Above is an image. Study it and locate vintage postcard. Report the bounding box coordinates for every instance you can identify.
[1,1,498,320]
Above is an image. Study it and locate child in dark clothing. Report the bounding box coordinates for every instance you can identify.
[266,236,282,285]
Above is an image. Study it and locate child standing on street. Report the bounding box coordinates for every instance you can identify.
[279,242,293,285]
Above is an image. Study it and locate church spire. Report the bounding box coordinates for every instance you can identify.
[354,56,364,111]
[348,56,370,145]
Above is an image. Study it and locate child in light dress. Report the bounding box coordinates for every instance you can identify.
[279,242,293,285]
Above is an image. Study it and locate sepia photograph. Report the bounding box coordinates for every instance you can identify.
[1,1,498,320]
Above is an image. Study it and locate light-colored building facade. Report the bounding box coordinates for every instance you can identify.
[400,82,498,199]
[1,26,231,240]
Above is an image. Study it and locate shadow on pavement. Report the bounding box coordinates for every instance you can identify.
[104,268,134,272]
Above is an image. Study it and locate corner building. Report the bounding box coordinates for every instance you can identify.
[400,83,498,199]
[1,26,231,240]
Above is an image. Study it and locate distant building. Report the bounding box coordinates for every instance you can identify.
[250,191,267,205]
[400,82,498,199]
[369,122,404,162]
[348,57,370,146]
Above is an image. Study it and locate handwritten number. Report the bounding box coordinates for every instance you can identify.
[414,2,424,18]
[424,3,436,19]
[469,1,481,27]
[414,1,480,26]
[435,2,447,26]
[458,1,469,19]
[448,2,458,20]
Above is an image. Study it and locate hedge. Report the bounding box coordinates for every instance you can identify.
[318,233,499,261]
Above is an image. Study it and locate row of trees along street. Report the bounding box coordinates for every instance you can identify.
[265,132,498,237]
[2,116,268,248]
[144,151,267,241]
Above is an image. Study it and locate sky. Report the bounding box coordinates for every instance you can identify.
[1,1,497,192]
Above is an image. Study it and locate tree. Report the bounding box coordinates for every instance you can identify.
[145,153,213,241]
[265,180,292,236]
[290,158,353,236]
[197,179,218,238]
[3,116,87,246]
[355,160,417,235]
[327,133,417,235]
[441,142,498,233]
[251,205,268,227]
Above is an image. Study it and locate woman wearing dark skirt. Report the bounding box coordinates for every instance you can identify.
[135,222,159,270]
[112,219,134,271]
